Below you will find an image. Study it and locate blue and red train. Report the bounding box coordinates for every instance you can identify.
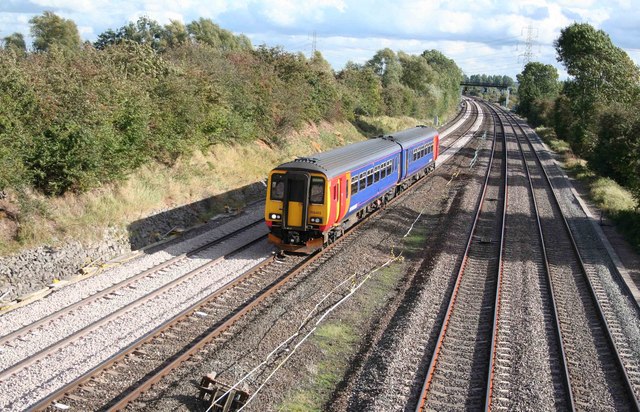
[264,125,439,252]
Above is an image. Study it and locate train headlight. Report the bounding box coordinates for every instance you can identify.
[270,213,282,220]
[310,217,322,224]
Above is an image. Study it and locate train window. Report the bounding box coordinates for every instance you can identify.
[351,176,359,194]
[270,174,285,201]
[374,167,380,182]
[359,173,366,189]
[387,161,392,175]
[367,170,373,186]
[420,148,425,158]
[381,164,386,179]
[309,177,325,204]
[288,177,305,202]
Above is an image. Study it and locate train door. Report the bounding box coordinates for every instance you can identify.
[336,175,348,222]
[282,172,310,229]
[334,179,340,224]
[404,149,409,179]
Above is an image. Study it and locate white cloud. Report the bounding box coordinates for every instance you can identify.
[259,0,345,27]
[436,11,474,34]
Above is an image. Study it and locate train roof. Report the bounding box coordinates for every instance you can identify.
[384,125,438,147]
[274,138,399,178]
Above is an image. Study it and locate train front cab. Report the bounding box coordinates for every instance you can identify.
[265,170,346,253]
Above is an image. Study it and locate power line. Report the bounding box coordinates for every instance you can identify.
[519,24,539,66]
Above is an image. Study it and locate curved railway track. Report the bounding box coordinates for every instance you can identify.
[501,105,639,410]
[484,103,573,411]
[415,100,506,411]
[415,100,640,411]
[439,98,480,154]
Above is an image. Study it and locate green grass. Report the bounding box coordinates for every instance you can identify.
[591,177,637,213]
[278,322,357,411]
[536,127,571,154]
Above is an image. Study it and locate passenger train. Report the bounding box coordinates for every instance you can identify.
[264,125,439,253]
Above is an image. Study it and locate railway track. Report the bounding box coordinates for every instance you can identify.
[63,103,484,410]
[32,168,447,410]
[0,218,265,352]
[484,103,573,410]
[414,101,640,411]
[338,99,492,411]
[439,98,480,153]
[35,251,315,411]
[501,106,640,410]
[415,100,506,411]
[0,214,270,411]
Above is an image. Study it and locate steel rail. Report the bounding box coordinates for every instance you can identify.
[484,103,575,411]
[483,103,508,411]
[438,99,481,156]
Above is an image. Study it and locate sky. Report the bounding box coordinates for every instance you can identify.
[0,0,639,80]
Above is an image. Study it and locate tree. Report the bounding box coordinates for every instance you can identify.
[421,50,463,117]
[556,23,638,107]
[187,18,252,51]
[516,62,560,125]
[30,11,81,52]
[337,63,383,118]
[366,48,402,87]
[3,33,27,54]
[162,20,189,49]
[398,52,433,94]
[95,16,165,51]
[555,23,640,156]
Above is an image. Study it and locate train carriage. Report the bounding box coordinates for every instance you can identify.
[265,125,438,253]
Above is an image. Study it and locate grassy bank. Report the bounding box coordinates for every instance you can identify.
[0,121,361,256]
[536,127,640,252]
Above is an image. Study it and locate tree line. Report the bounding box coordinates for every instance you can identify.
[516,23,640,207]
[0,12,463,196]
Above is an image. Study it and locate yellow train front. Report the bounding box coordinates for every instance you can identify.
[264,165,337,253]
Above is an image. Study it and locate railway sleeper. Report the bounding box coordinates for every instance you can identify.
[197,373,250,412]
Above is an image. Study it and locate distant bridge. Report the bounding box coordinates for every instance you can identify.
[459,81,512,89]
[460,81,512,106]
